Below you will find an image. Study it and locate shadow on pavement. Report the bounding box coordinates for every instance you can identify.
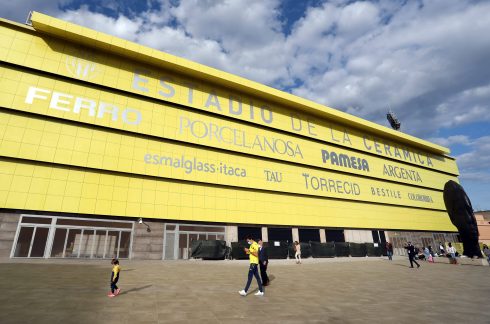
[119,284,152,295]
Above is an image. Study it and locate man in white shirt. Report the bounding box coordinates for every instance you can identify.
[447,243,457,264]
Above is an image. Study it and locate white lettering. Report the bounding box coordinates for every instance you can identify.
[25,86,49,104]
[132,71,149,92]
[97,102,119,121]
[122,108,142,125]
[49,92,72,112]
[24,85,141,126]
[73,97,96,117]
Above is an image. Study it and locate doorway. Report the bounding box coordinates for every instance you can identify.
[163,223,226,260]
[11,215,133,259]
[13,226,50,257]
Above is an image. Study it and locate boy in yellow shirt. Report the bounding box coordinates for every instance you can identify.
[108,259,121,297]
[238,235,264,296]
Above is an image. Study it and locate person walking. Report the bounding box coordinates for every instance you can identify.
[483,244,490,265]
[258,239,269,286]
[386,241,393,261]
[294,241,302,264]
[108,258,121,297]
[405,242,420,269]
[238,235,264,297]
[447,242,457,264]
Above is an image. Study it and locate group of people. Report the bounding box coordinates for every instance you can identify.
[106,239,490,299]
[237,237,306,297]
[238,236,270,297]
[386,241,462,268]
[107,235,298,299]
[420,242,457,263]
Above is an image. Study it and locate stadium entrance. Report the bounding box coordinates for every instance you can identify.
[11,215,134,259]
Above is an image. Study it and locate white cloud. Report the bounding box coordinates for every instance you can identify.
[171,0,283,50]
[58,5,143,41]
[456,136,490,176]
[287,0,490,137]
[428,135,471,147]
[427,135,490,185]
[2,0,72,23]
[162,0,288,85]
[337,1,380,39]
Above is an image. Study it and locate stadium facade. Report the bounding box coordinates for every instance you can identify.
[0,12,460,260]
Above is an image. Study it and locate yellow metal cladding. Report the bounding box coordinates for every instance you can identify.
[0,13,458,231]
[0,111,447,210]
[0,64,458,190]
[0,159,455,231]
[26,12,451,155]
[0,17,458,175]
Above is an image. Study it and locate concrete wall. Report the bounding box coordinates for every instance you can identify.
[0,213,20,259]
[344,229,374,243]
[476,212,490,244]
[131,220,164,260]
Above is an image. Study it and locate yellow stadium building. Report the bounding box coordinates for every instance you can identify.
[0,12,460,260]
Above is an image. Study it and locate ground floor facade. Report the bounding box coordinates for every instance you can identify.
[0,211,460,260]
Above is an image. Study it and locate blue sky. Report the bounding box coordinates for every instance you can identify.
[4,0,490,210]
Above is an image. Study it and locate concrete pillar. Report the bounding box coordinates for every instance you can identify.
[225,225,238,246]
[261,227,268,242]
[292,227,299,242]
[0,213,20,259]
[384,231,391,243]
[131,220,164,260]
[319,229,326,243]
[344,229,373,243]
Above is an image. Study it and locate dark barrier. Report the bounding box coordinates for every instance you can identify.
[288,242,312,258]
[231,241,249,260]
[267,241,289,259]
[366,243,382,257]
[310,242,336,258]
[334,242,350,257]
[349,243,367,257]
[190,240,227,259]
[379,243,388,256]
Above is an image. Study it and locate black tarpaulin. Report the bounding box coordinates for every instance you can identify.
[289,242,312,258]
[366,243,382,257]
[349,243,367,257]
[334,242,350,257]
[190,240,227,259]
[267,241,289,259]
[231,241,249,260]
[310,242,336,258]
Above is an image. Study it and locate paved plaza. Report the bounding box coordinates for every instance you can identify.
[0,257,488,324]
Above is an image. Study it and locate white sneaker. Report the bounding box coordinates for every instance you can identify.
[254,291,264,296]
[238,290,247,296]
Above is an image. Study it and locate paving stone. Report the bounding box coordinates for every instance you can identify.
[0,258,488,323]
